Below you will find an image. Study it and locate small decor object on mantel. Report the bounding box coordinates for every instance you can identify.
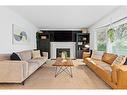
[12,24,29,44]
[61,51,68,59]
[61,51,68,63]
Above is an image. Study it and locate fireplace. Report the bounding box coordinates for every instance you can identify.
[56,48,70,58]
[50,42,75,59]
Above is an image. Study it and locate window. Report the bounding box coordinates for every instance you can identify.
[112,23,127,55]
[96,28,107,51]
[96,22,127,55]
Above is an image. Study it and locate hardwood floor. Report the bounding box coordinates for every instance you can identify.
[0,59,111,89]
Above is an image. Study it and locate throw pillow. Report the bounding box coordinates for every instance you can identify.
[121,56,126,65]
[91,51,104,60]
[32,50,41,59]
[16,50,32,61]
[124,58,127,65]
[10,52,21,60]
[112,56,126,65]
[102,52,117,65]
[90,50,92,57]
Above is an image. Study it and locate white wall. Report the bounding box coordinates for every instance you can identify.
[0,7,38,53]
[89,6,127,50]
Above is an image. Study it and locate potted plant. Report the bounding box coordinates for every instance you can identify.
[107,28,115,43]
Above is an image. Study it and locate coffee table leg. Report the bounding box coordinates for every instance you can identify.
[70,67,73,78]
[59,66,73,78]
[65,67,72,77]
[55,66,57,77]
[54,66,73,78]
[55,66,63,77]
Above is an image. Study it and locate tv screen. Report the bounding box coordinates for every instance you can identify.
[54,32,72,42]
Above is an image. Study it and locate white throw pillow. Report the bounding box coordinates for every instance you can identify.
[91,51,104,60]
[112,56,126,65]
[32,50,41,59]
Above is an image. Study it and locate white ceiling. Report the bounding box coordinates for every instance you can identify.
[8,6,119,29]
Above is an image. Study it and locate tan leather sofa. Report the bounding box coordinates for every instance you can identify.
[83,52,127,89]
[0,50,48,84]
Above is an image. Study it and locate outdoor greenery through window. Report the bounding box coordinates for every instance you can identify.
[97,22,127,55]
[112,23,127,55]
[97,28,107,51]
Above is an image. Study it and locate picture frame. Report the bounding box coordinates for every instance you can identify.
[12,24,29,44]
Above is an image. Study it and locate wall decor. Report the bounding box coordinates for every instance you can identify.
[12,24,29,44]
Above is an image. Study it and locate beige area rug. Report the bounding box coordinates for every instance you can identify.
[0,59,111,89]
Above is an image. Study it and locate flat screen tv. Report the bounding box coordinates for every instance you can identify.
[54,31,73,42]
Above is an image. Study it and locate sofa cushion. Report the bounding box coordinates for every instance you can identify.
[85,58,112,81]
[95,64,112,82]
[28,62,39,75]
[33,57,47,66]
[27,57,47,66]
[91,51,104,61]
[85,58,112,74]
[17,50,32,61]
[102,52,117,65]
[27,59,40,64]
[32,50,41,59]
[96,61,112,74]
[10,53,21,61]
[84,58,100,70]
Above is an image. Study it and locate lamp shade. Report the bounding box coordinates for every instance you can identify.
[85,44,90,48]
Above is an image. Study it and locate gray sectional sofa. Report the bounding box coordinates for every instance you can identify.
[0,50,48,84]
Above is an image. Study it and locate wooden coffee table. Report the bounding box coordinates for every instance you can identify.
[52,57,74,77]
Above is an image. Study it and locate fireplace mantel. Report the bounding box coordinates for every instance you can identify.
[50,42,76,59]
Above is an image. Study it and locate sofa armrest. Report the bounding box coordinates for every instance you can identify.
[42,52,48,58]
[111,64,120,84]
[117,65,127,88]
[83,52,90,63]
[83,52,90,59]
[0,61,28,83]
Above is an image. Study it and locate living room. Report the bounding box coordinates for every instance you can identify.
[0,0,127,94]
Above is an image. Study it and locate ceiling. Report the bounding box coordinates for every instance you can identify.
[8,6,119,29]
